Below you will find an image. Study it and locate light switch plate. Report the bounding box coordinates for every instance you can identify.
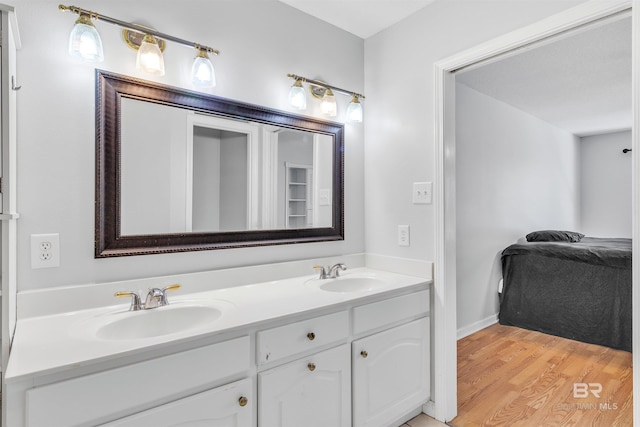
[319,189,331,206]
[413,182,433,204]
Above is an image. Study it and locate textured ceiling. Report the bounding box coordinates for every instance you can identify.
[278,0,435,39]
[456,16,632,137]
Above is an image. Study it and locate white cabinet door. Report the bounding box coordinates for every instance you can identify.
[101,378,253,427]
[27,336,250,427]
[259,344,350,427]
[352,317,430,427]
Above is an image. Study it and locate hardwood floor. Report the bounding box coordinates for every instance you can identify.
[451,324,632,426]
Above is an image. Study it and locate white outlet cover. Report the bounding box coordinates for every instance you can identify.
[31,233,60,269]
[398,225,410,247]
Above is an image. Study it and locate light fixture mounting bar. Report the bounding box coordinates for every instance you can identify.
[288,73,364,99]
[59,4,219,55]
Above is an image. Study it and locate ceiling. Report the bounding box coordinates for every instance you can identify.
[280,2,632,137]
[278,0,435,39]
[456,15,632,137]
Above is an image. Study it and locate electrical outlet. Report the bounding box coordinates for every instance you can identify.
[31,233,60,269]
[398,225,410,247]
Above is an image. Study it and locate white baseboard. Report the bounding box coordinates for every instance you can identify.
[457,314,498,340]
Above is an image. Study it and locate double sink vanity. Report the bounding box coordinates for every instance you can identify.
[6,259,431,427]
[3,71,431,426]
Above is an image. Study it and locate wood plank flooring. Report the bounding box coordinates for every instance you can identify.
[451,324,632,426]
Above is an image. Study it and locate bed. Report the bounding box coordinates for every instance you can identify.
[499,231,632,352]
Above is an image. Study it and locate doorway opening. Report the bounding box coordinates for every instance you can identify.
[431,1,638,423]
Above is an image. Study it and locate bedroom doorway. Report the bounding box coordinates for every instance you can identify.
[454,14,632,337]
[431,0,639,423]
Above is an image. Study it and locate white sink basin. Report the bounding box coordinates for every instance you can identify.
[313,275,388,293]
[95,304,222,340]
[72,300,234,341]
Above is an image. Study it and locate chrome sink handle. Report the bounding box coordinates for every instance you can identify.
[328,263,347,278]
[160,284,181,306]
[144,284,181,309]
[313,265,330,279]
[114,291,143,311]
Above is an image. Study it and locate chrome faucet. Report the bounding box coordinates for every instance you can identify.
[313,263,347,279]
[115,284,181,311]
[328,263,347,278]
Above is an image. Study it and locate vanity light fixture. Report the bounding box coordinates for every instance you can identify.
[346,94,363,123]
[67,12,104,62]
[136,34,165,76]
[59,5,220,87]
[320,88,337,117]
[287,73,365,123]
[191,46,217,88]
[288,77,307,110]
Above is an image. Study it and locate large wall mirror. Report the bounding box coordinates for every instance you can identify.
[96,71,344,257]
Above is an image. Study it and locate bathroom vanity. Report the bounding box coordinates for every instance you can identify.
[5,262,431,427]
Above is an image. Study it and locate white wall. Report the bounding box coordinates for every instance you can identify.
[219,133,248,231]
[314,134,334,227]
[15,0,364,291]
[580,130,632,237]
[455,83,581,332]
[363,0,585,263]
[121,99,189,235]
[192,128,222,232]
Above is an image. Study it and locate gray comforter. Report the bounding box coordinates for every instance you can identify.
[499,237,632,352]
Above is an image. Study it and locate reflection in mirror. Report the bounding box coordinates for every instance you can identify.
[96,70,344,257]
[120,98,334,235]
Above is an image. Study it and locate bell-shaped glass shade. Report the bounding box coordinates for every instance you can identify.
[192,49,216,88]
[68,14,104,62]
[346,95,363,123]
[288,79,307,110]
[320,88,337,117]
[136,34,165,76]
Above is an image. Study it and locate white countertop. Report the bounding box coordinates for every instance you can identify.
[6,267,429,383]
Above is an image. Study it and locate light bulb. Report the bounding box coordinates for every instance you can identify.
[288,79,307,110]
[68,14,104,62]
[191,49,216,88]
[136,34,165,76]
[346,95,363,123]
[320,88,337,117]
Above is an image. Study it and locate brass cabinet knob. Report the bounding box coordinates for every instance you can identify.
[308,362,316,371]
[238,396,248,407]
[307,332,316,341]
[361,350,368,358]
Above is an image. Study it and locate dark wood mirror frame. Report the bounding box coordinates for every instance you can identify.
[96,70,344,258]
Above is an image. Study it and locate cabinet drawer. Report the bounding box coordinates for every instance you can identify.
[353,290,428,335]
[257,311,348,365]
[100,378,253,427]
[26,336,250,427]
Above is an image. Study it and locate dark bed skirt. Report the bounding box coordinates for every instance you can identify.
[499,252,631,352]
